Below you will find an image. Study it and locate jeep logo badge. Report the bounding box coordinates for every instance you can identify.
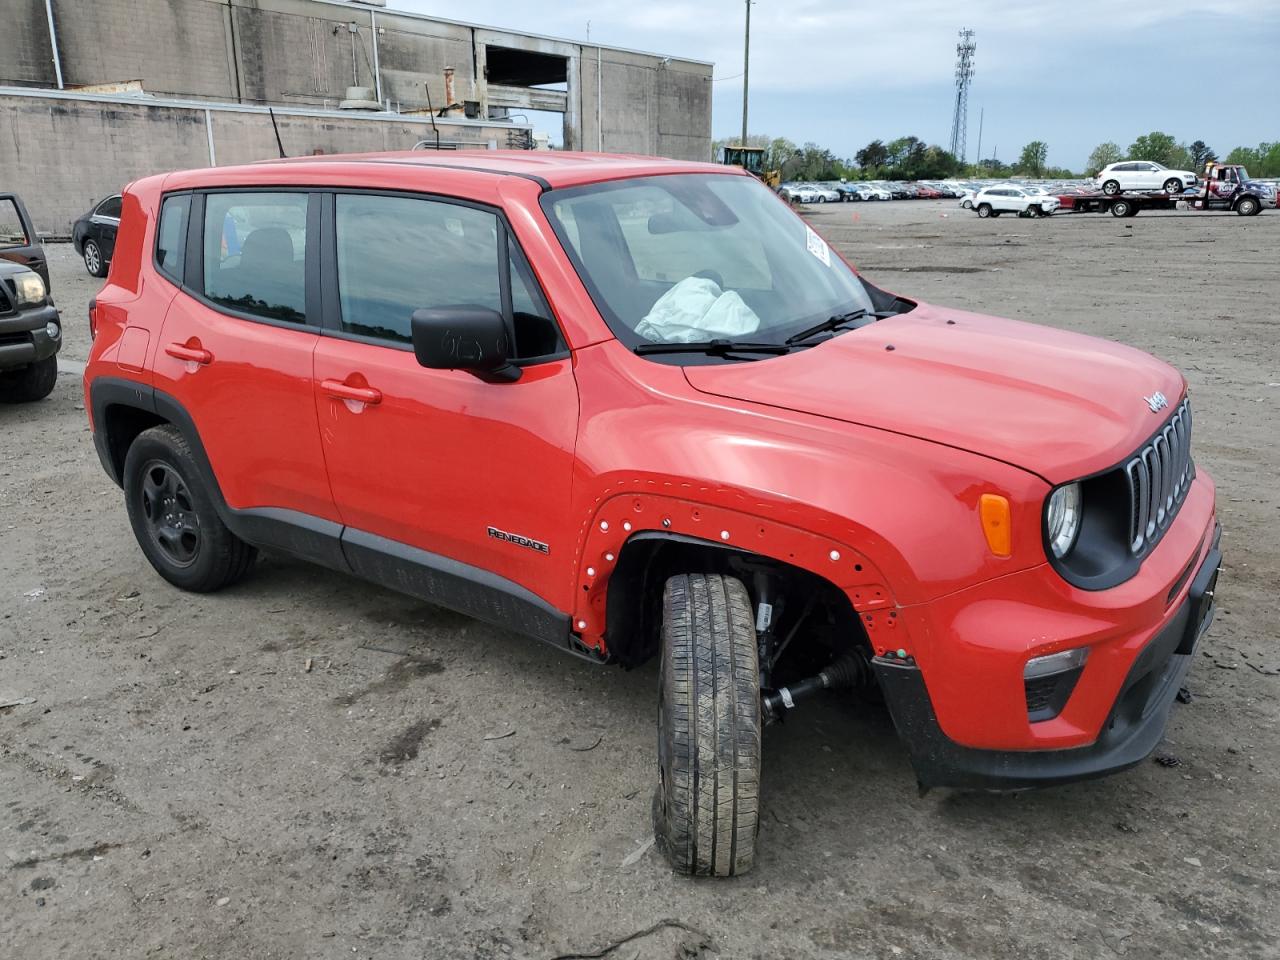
[1145,392,1169,413]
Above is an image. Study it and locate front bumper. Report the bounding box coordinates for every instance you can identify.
[0,302,61,369]
[877,523,1221,790]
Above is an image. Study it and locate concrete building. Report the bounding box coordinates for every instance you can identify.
[1,0,713,233]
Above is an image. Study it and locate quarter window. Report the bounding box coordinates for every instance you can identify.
[202,192,308,323]
[96,196,122,219]
[156,194,190,284]
[333,193,563,358]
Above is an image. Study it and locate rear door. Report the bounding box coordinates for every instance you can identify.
[91,195,123,260]
[153,189,340,539]
[1136,163,1162,190]
[312,189,578,616]
[0,194,48,290]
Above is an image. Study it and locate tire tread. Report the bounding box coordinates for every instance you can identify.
[654,573,761,877]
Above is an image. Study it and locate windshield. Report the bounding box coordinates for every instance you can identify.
[541,174,873,348]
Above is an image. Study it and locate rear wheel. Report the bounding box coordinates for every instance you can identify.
[976,203,992,218]
[1237,197,1260,216]
[1102,180,1121,196]
[83,239,107,278]
[653,573,761,878]
[1111,199,1133,217]
[0,356,57,403]
[1163,178,1183,194]
[123,425,258,592]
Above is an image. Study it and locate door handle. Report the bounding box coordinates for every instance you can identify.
[165,343,213,364]
[321,379,382,405]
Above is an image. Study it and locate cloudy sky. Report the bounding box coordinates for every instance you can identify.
[395,1,1279,170]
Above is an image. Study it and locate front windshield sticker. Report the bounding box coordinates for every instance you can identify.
[805,225,831,267]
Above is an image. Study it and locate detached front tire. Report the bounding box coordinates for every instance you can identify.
[123,425,258,592]
[654,573,761,878]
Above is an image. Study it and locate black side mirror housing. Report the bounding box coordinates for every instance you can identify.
[410,306,521,383]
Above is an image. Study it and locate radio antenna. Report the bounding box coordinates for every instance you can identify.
[268,107,288,159]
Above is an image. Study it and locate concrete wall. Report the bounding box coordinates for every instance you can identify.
[4,0,59,87]
[50,0,237,100]
[0,0,712,157]
[579,49,712,159]
[0,91,521,235]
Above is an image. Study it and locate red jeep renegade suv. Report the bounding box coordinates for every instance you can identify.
[85,152,1221,877]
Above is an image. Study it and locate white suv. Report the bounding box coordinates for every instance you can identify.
[1096,161,1198,196]
[972,186,1060,218]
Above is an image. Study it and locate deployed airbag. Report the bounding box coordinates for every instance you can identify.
[635,277,762,343]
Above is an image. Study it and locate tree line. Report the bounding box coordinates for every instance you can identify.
[714,131,1280,181]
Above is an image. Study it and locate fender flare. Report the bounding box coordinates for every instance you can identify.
[572,491,901,664]
[89,376,348,570]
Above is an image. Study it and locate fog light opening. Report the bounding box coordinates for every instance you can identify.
[45,321,61,340]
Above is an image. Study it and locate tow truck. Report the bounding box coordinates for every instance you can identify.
[1059,163,1273,217]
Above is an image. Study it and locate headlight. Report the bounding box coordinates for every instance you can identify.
[11,271,46,307]
[1045,483,1082,558]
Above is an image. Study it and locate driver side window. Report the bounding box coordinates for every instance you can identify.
[333,193,564,360]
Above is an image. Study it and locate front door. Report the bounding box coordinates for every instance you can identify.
[0,193,48,289]
[312,190,579,617]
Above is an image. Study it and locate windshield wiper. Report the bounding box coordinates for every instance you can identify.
[784,309,874,345]
[633,339,792,358]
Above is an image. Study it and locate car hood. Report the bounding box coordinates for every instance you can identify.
[681,303,1186,484]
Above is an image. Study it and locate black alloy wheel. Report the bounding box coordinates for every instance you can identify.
[139,461,201,568]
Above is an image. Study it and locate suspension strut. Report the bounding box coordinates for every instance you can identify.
[761,651,872,724]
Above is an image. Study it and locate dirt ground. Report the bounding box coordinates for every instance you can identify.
[3,202,1278,960]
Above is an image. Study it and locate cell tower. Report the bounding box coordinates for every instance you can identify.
[948,29,976,162]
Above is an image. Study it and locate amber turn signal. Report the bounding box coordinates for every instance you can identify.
[979,494,1012,558]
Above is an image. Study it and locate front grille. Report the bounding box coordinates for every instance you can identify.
[0,282,12,315]
[1123,399,1193,555]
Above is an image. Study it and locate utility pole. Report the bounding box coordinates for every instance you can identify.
[740,0,751,147]
[974,107,984,167]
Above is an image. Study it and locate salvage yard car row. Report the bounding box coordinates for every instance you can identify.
[779,180,968,202]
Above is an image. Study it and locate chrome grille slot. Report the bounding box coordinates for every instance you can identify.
[1125,399,1193,557]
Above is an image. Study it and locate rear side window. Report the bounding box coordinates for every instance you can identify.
[333,193,563,358]
[96,196,122,219]
[0,198,29,248]
[155,194,190,284]
[203,192,308,323]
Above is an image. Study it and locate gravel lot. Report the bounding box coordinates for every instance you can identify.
[3,203,1277,960]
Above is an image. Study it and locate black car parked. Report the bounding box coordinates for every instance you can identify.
[72,195,122,278]
[1,192,50,290]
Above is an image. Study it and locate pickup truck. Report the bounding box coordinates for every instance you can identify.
[0,257,61,402]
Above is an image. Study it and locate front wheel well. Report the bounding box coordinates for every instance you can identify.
[603,533,868,673]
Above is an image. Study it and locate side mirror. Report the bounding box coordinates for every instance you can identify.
[410,306,521,383]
